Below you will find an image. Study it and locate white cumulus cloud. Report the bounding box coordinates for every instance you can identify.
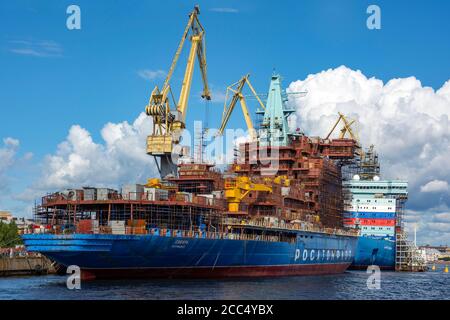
[420,180,449,193]
[24,112,157,195]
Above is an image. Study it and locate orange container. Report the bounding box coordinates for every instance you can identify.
[127,219,146,227]
[76,220,94,233]
[126,226,147,235]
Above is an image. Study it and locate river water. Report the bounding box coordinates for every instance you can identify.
[0,265,448,300]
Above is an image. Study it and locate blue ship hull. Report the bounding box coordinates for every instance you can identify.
[350,236,395,270]
[23,231,357,279]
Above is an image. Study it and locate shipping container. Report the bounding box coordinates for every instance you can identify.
[109,220,126,235]
[61,189,83,201]
[197,194,214,205]
[175,192,192,202]
[109,220,125,227]
[97,188,118,200]
[127,219,146,227]
[122,184,144,200]
[76,219,99,234]
[126,226,147,235]
[143,187,169,201]
[83,187,97,201]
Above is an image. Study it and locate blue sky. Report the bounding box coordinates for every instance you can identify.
[1,0,449,153]
[1,0,450,245]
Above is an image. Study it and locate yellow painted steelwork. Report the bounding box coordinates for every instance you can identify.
[145,178,177,191]
[224,176,272,212]
[217,74,265,142]
[273,175,290,187]
[145,178,162,188]
[146,135,173,155]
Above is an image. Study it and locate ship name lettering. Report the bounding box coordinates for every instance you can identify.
[294,249,301,261]
[172,239,189,248]
[310,249,315,261]
[295,248,348,262]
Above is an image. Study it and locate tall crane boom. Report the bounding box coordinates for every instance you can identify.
[217,74,265,141]
[144,6,211,178]
[325,112,359,143]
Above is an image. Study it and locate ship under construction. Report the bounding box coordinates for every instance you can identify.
[22,6,377,279]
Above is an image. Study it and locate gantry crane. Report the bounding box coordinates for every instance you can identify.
[216,74,265,142]
[145,5,211,178]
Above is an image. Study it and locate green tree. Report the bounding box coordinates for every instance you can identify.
[0,221,22,248]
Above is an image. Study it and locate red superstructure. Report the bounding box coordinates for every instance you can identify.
[230,135,359,228]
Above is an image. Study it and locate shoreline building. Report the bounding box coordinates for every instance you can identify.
[0,211,13,223]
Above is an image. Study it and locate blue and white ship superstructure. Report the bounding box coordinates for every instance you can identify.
[343,160,408,270]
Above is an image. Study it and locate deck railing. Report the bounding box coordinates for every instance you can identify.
[41,191,227,208]
[38,215,358,240]
[223,217,359,237]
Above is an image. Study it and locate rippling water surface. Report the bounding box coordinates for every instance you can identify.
[1,265,449,300]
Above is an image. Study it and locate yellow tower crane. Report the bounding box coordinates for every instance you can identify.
[216,74,265,142]
[145,5,211,177]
